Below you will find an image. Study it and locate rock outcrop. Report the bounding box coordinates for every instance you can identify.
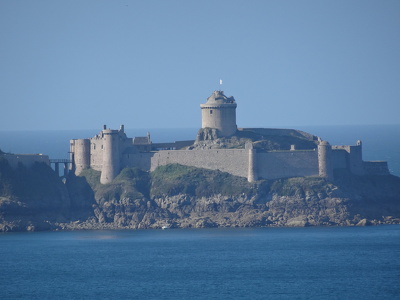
[0,157,95,232]
[60,164,400,230]
[1,160,399,232]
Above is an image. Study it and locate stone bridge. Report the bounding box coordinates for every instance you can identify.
[49,159,71,177]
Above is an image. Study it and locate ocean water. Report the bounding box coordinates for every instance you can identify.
[1,226,399,299]
[1,127,400,299]
[0,124,399,176]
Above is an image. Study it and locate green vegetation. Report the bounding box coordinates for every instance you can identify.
[0,157,14,196]
[79,168,101,190]
[79,167,150,203]
[81,164,396,208]
[113,167,150,199]
[270,176,334,197]
[236,130,318,151]
[78,165,255,202]
[150,164,253,198]
[0,158,65,201]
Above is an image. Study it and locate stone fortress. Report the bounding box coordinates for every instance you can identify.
[70,90,390,184]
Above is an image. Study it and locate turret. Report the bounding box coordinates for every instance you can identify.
[350,140,364,175]
[246,143,258,182]
[200,90,237,137]
[71,139,90,175]
[318,140,333,180]
[100,129,121,184]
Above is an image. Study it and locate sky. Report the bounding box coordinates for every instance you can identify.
[0,0,399,130]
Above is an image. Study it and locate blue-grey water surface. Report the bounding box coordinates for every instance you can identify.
[1,226,399,299]
[1,125,399,299]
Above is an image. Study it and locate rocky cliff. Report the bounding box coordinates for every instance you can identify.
[0,157,95,232]
[1,160,399,232]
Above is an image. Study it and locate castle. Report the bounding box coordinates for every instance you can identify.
[70,90,390,184]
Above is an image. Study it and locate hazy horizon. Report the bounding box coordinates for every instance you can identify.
[1,123,400,132]
[1,1,399,130]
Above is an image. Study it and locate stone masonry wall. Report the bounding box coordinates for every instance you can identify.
[332,144,364,175]
[364,161,390,175]
[257,150,319,179]
[150,149,249,177]
[89,137,104,172]
[201,106,237,137]
[70,139,90,175]
[123,149,320,181]
[123,149,249,178]
[332,149,348,169]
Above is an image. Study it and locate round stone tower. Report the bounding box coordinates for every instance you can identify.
[100,129,120,184]
[71,139,90,175]
[200,90,237,137]
[318,140,334,180]
[246,143,258,182]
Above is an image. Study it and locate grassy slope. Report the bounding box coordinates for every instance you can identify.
[79,167,150,204]
[150,164,254,198]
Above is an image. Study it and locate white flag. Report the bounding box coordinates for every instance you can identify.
[219,79,222,85]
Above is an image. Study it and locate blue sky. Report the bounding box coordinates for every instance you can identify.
[1,0,399,130]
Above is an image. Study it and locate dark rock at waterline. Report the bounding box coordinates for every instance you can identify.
[1,161,400,232]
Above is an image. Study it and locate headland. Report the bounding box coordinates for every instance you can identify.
[0,90,398,232]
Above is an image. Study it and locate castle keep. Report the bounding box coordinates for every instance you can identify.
[70,90,390,184]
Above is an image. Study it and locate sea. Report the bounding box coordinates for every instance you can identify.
[0,125,400,299]
[1,226,400,299]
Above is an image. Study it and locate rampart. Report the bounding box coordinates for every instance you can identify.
[71,127,390,183]
[332,141,364,175]
[363,161,390,175]
[121,148,321,181]
[124,149,250,178]
[69,90,391,183]
[258,150,319,179]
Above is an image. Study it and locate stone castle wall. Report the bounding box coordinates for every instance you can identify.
[331,149,348,169]
[332,143,364,175]
[123,149,250,178]
[69,88,391,182]
[70,126,391,183]
[121,149,320,180]
[71,129,136,176]
[89,136,104,171]
[257,150,319,179]
[364,161,390,175]
[71,133,391,182]
[150,149,249,177]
